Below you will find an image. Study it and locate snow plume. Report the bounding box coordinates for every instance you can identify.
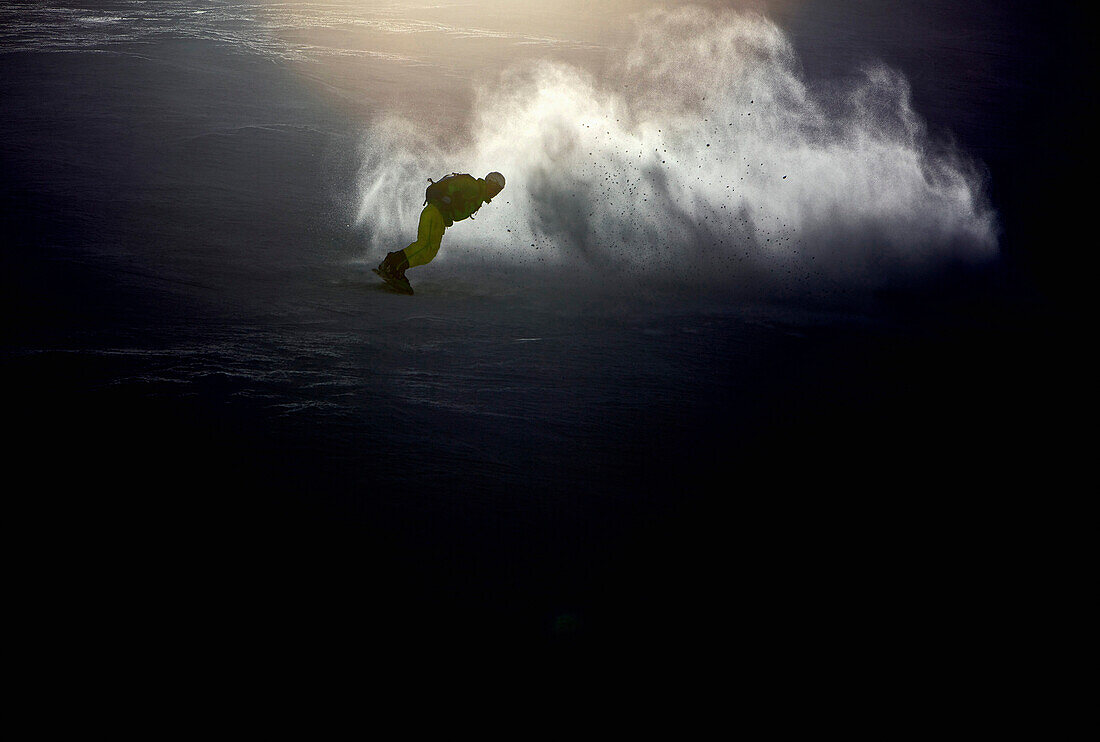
[355,6,997,290]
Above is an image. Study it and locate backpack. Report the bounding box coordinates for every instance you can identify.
[424,172,481,223]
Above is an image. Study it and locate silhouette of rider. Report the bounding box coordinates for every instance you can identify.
[376,171,506,292]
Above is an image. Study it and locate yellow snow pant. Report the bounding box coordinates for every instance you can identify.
[402,203,447,269]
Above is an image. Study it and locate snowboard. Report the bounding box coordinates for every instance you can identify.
[372,268,414,295]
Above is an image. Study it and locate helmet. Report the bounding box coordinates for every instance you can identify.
[486,171,506,191]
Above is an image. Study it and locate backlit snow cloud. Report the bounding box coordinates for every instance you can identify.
[356,6,997,288]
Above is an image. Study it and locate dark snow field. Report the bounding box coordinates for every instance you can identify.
[2,1,1083,660]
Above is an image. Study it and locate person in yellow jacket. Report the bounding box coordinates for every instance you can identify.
[374,171,506,294]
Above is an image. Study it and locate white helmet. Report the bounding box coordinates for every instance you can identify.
[486,171,505,191]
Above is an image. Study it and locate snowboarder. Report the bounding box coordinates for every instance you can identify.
[374,171,506,294]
